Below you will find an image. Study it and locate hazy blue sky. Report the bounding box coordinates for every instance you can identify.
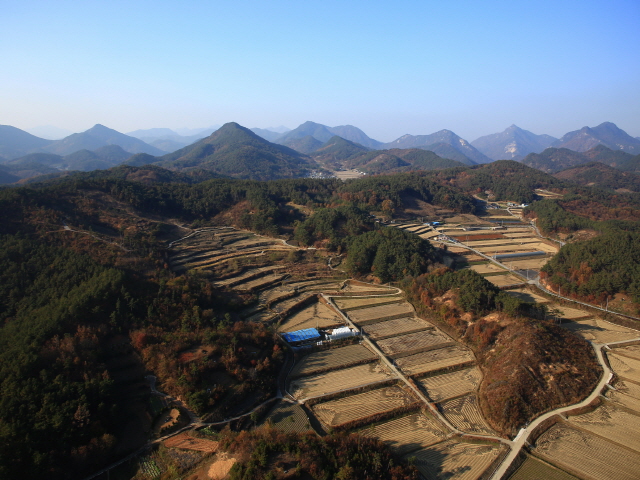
[2,0,639,141]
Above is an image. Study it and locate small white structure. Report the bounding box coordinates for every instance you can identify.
[327,326,358,341]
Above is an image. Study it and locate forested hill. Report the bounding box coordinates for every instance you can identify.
[153,122,319,180]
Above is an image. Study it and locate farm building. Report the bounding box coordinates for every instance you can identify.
[326,326,358,341]
[281,328,321,346]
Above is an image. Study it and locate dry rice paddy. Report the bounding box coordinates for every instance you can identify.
[163,433,219,453]
[607,353,640,379]
[546,304,592,320]
[562,318,640,344]
[395,346,475,376]
[333,295,403,311]
[440,394,494,435]
[362,413,448,454]
[277,302,343,333]
[312,385,417,427]
[535,423,640,480]
[509,455,579,480]
[568,403,640,453]
[288,362,395,400]
[469,263,507,275]
[289,344,377,378]
[485,274,525,287]
[613,344,640,360]
[408,440,505,480]
[364,317,433,340]
[418,367,482,402]
[505,287,550,304]
[348,302,415,325]
[605,379,640,412]
[376,330,453,358]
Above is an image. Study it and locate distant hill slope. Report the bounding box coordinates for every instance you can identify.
[382,130,490,164]
[332,147,465,174]
[280,135,324,154]
[41,124,166,156]
[471,125,557,161]
[275,121,382,149]
[555,121,640,154]
[310,136,370,166]
[553,162,640,192]
[250,128,283,142]
[0,125,52,159]
[0,165,20,184]
[157,122,318,180]
[522,145,639,173]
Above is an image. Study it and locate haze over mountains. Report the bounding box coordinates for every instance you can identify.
[1,120,639,185]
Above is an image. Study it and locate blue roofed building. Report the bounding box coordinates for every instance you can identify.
[281,328,321,346]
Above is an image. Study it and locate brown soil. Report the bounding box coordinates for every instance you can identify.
[208,453,237,479]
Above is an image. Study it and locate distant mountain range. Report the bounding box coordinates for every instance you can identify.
[521,144,640,173]
[471,125,557,161]
[127,127,217,151]
[271,121,383,150]
[554,122,640,154]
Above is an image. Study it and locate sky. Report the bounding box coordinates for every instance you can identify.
[1,0,639,142]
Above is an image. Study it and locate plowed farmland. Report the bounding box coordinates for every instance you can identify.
[348,302,415,325]
[562,318,640,343]
[362,413,448,454]
[614,344,640,360]
[440,394,494,435]
[376,330,452,358]
[289,344,377,378]
[164,433,218,452]
[260,400,311,433]
[607,353,640,378]
[485,273,525,287]
[277,302,343,332]
[333,296,403,311]
[469,263,507,275]
[288,362,394,400]
[418,367,481,402]
[535,423,640,480]
[364,317,433,340]
[509,455,579,480]
[408,440,505,480]
[568,403,640,453]
[605,379,640,412]
[505,287,550,304]
[395,346,475,376]
[312,385,417,427]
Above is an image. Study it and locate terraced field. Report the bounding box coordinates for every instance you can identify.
[333,295,403,311]
[364,316,433,340]
[485,273,526,287]
[469,263,507,275]
[418,367,481,402]
[535,423,640,480]
[605,378,640,412]
[505,287,550,304]
[277,301,343,333]
[509,455,579,480]
[440,394,494,435]
[312,385,418,427]
[546,304,593,320]
[475,242,557,254]
[563,318,640,343]
[395,346,475,376]
[568,403,640,452]
[362,413,448,454]
[260,400,311,433]
[289,344,377,378]
[288,362,395,401]
[614,344,640,360]
[348,302,415,325]
[607,352,640,379]
[408,440,505,480]
[376,330,453,358]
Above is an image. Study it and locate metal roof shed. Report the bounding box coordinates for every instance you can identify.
[281,328,321,344]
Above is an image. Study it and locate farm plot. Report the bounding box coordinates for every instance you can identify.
[418,367,481,402]
[288,362,395,401]
[476,242,558,254]
[535,423,640,480]
[440,394,494,435]
[463,239,538,247]
[605,379,640,412]
[362,413,448,454]
[546,304,592,320]
[469,262,507,275]
[607,352,640,379]
[562,318,640,344]
[509,455,579,480]
[485,273,525,288]
[333,295,403,311]
[364,317,433,340]
[164,432,219,452]
[340,283,396,293]
[289,344,377,378]
[419,231,440,240]
[613,344,640,360]
[260,400,311,433]
[505,287,550,304]
[277,302,343,333]
[408,440,505,480]
[231,273,287,291]
[376,330,453,358]
[348,302,415,325]
[214,266,282,287]
[568,403,640,452]
[395,346,475,376]
[312,385,418,428]
[504,256,550,270]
